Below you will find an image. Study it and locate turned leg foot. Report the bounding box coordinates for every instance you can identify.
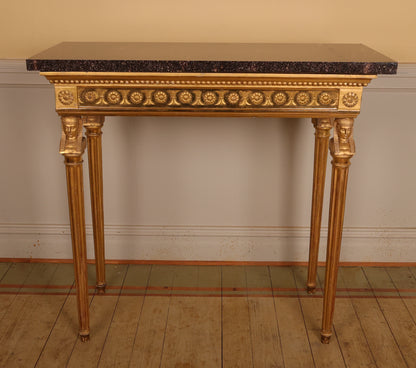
[80,333,90,342]
[307,285,317,294]
[95,283,106,294]
[320,333,331,344]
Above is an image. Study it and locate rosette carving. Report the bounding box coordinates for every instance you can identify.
[153,90,169,104]
[58,90,75,105]
[249,92,265,106]
[318,92,333,106]
[226,92,240,105]
[295,92,312,106]
[128,90,144,105]
[76,86,343,111]
[202,91,218,105]
[342,92,359,108]
[273,92,288,106]
[178,90,194,104]
[105,90,122,105]
[81,89,99,104]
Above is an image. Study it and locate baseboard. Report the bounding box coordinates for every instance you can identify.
[0,223,415,262]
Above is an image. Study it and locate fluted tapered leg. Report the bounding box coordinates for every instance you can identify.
[307,118,332,293]
[321,117,355,343]
[84,116,106,293]
[60,116,90,342]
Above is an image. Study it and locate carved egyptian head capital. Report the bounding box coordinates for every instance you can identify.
[60,116,85,156]
[333,118,355,156]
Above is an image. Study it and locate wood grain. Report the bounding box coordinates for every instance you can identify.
[317,267,377,368]
[0,264,67,367]
[0,263,415,367]
[296,266,345,367]
[129,296,171,368]
[222,297,253,368]
[248,297,284,367]
[161,297,221,367]
[98,296,145,367]
[339,267,407,368]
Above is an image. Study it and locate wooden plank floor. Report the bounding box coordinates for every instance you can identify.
[0,263,415,367]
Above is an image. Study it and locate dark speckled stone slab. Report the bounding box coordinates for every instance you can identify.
[26,42,397,75]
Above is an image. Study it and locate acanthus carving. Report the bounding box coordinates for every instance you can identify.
[77,87,339,110]
[59,116,85,156]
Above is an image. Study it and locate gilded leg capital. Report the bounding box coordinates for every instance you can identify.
[330,118,355,160]
[60,116,86,156]
[312,118,332,138]
[83,116,105,135]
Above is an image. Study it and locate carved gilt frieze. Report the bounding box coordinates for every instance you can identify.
[46,73,370,113]
[76,87,340,110]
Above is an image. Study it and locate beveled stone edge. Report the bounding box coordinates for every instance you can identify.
[25,59,398,75]
[0,60,414,89]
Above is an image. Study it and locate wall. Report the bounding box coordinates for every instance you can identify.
[0,1,415,261]
[0,0,415,62]
[0,61,415,262]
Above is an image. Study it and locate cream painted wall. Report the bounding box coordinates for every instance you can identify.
[0,62,415,261]
[0,1,415,260]
[0,0,415,61]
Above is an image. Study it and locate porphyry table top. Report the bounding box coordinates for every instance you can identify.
[26,42,397,75]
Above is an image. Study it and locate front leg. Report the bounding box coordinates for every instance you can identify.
[60,115,90,342]
[321,117,355,343]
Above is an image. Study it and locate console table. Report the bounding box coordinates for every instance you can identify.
[26,42,397,343]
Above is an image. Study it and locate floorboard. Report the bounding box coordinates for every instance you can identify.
[317,266,377,368]
[0,263,415,367]
[339,267,407,368]
[67,265,128,368]
[296,268,345,368]
[271,266,315,368]
[129,265,176,367]
[0,264,67,367]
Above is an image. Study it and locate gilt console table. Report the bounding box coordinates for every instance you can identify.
[26,42,397,343]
